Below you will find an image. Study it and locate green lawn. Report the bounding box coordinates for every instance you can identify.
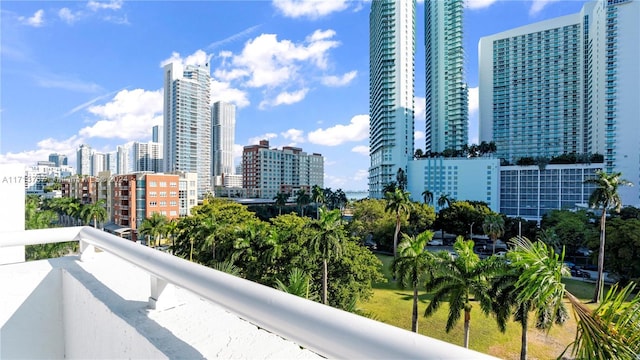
[358,254,600,360]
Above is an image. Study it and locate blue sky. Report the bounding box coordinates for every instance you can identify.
[0,0,589,190]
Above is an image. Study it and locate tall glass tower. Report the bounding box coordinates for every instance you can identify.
[369,0,416,198]
[163,62,211,198]
[212,101,236,177]
[424,0,468,153]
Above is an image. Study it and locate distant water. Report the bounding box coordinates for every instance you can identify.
[344,191,368,201]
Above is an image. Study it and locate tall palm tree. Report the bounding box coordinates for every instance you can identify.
[491,240,568,360]
[421,189,433,205]
[584,170,632,303]
[273,192,288,215]
[384,188,412,258]
[508,236,640,359]
[311,185,325,219]
[436,193,454,210]
[307,208,344,305]
[424,236,494,348]
[199,216,221,261]
[482,213,505,254]
[295,189,311,216]
[80,199,108,229]
[138,212,168,248]
[164,219,179,252]
[392,230,435,332]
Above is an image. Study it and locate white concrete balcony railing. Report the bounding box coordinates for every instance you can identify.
[0,226,498,359]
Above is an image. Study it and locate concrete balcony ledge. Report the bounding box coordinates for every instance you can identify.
[0,227,498,359]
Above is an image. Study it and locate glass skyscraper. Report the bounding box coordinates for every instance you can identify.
[163,62,212,198]
[212,101,236,179]
[424,0,468,153]
[368,0,416,199]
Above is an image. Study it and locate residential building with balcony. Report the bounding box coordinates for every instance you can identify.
[242,140,323,199]
[368,0,416,199]
[113,173,180,241]
[424,0,468,153]
[480,0,640,206]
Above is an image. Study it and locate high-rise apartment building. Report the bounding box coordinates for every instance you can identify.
[368,0,416,198]
[76,144,92,176]
[424,0,468,153]
[116,145,130,175]
[163,62,212,198]
[242,140,324,199]
[48,153,68,167]
[131,141,163,173]
[479,0,639,205]
[212,101,236,182]
[152,125,163,144]
[91,152,107,177]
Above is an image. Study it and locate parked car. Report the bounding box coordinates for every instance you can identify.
[576,247,593,256]
[570,266,591,279]
[427,239,443,246]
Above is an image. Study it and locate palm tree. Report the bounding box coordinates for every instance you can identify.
[273,192,288,215]
[508,236,640,359]
[199,216,221,261]
[307,208,344,305]
[424,236,494,348]
[164,219,179,252]
[437,193,453,209]
[311,185,325,219]
[482,213,505,254]
[491,241,568,360]
[421,189,433,205]
[584,170,632,303]
[384,188,412,258]
[275,268,319,301]
[138,212,168,248]
[80,199,108,229]
[392,230,435,332]
[295,189,311,217]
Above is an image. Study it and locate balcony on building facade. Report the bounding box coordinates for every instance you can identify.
[0,227,497,359]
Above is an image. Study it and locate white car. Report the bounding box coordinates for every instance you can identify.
[428,239,443,246]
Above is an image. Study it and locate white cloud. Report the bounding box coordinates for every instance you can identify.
[87,0,123,11]
[321,70,357,87]
[0,135,84,167]
[233,144,244,164]
[58,8,77,24]
[351,145,369,156]
[465,0,499,10]
[468,86,479,116]
[220,30,339,89]
[414,96,426,121]
[414,131,425,141]
[353,169,368,182]
[160,50,211,68]
[308,114,369,146]
[20,9,44,27]
[272,0,349,19]
[210,79,250,108]
[247,133,278,146]
[281,129,305,144]
[324,169,369,190]
[530,0,560,16]
[260,88,309,109]
[79,88,163,141]
[64,88,125,116]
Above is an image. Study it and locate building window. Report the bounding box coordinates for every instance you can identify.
[149,181,157,187]
[149,201,157,206]
[160,191,167,197]
[159,182,167,187]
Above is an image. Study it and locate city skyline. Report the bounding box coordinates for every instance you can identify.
[1,0,592,190]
